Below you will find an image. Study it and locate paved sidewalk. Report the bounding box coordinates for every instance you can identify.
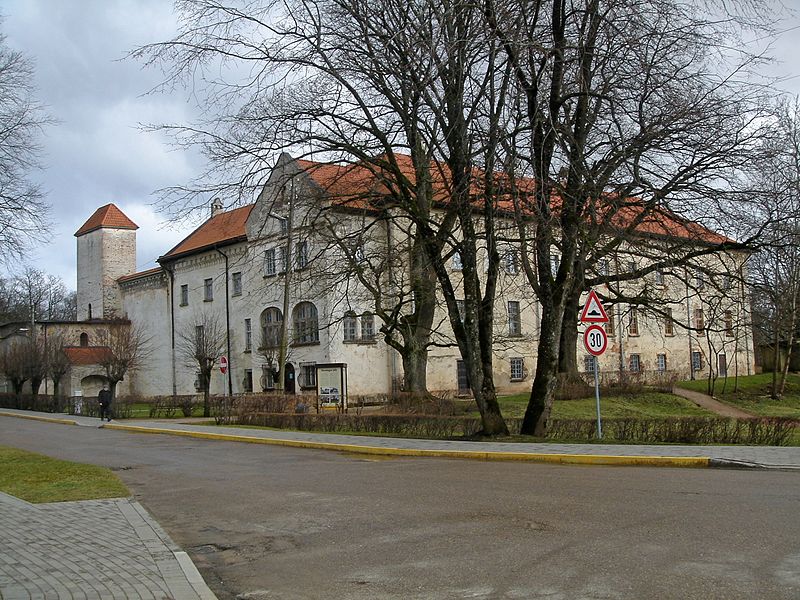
[672,386,755,419]
[3,408,800,469]
[0,492,216,600]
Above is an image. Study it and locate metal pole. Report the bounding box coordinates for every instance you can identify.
[594,355,602,439]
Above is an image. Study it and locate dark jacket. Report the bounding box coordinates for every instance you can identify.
[98,389,112,407]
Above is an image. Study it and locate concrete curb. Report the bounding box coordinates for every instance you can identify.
[0,410,77,426]
[105,423,711,468]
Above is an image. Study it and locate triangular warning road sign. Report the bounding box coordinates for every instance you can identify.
[580,289,609,323]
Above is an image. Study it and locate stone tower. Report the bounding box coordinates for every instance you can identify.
[74,204,138,321]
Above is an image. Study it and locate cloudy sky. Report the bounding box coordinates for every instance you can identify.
[2,0,800,291]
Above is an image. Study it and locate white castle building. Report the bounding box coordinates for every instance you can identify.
[1,154,755,400]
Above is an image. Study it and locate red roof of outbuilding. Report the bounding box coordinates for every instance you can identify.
[74,204,139,237]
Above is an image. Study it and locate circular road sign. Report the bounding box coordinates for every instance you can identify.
[219,356,228,374]
[583,324,608,356]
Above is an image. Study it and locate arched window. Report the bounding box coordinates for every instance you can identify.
[293,302,319,344]
[361,312,375,340]
[79,333,89,347]
[343,312,357,341]
[260,307,283,349]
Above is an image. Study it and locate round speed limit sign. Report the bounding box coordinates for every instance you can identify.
[583,324,608,356]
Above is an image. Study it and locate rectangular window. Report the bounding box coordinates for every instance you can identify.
[628,307,639,336]
[510,357,524,381]
[343,313,357,341]
[456,360,470,393]
[244,369,253,393]
[301,363,317,388]
[657,353,667,372]
[655,269,665,286]
[695,270,704,290]
[452,251,463,271]
[278,247,288,273]
[456,300,465,322]
[504,251,519,274]
[664,308,674,336]
[361,313,375,340]
[232,272,242,296]
[628,260,636,273]
[724,310,734,337]
[278,217,288,236]
[296,240,309,270]
[550,254,560,274]
[264,249,276,276]
[195,325,204,344]
[244,318,252,352]
[508,301,521,336]
[180,284,188,306]
[694,308,704,331]
[355,243,366,263]
[584,355,596,373]
[692,351,703,372]
[599,260,609,277]
[605,312,615,336]
[262,365,275,390]
[718,354,728,377]
[203,278,213,302]
[629,353,641,373]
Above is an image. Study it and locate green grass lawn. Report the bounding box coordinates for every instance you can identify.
[676,373,800,418]
[494,392,712,420]
[126,402,207,419]
[0,446,129,503]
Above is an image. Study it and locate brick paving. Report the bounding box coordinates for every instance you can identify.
[0,492,215,600]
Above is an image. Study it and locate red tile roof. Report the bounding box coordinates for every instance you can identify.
[63,346,112,366]
[75,204,139,237]
[160,205,254,260]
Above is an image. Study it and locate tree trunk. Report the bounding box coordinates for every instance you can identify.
[558,286,581,379]
[30,376,42,403]
[202,371,211,417]
[401,345,429,398]
[521,301,563,436]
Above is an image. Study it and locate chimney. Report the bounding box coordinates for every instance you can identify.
[211,197,224,218]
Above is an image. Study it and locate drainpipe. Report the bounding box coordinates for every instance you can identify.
[215,246,234,396]
[163,263,178,397]
[686,267,694,380]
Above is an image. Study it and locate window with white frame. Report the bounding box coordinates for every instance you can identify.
[361,312,375,339]
[664,308,674,336]
[452,251,463,270]
[278,247,288,273]
[692,351,703,371]
[695,270,704,290]
[232,272,242,296]
[262,364,275,390]
[504,251,519,274]
[264,249,276,276]
[300,362,317,388]
[293,302,319,344]
[693,308,704,331]
[244,318,252,351]
[180,284,189,306]
[260,307,283,349]
[456,300,465,322]
[510,357,524,381]
[296,240,309,270]
[628,307,639,336]
[203,278,213,302]
[605,313,615,336]
[550,254,560,274]
[343,311,357,341]
[629,353,641,372]
[657,353,667,372]
[655,269,665,286]
[508,301,521,336]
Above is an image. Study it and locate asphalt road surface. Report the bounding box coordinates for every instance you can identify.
[2,417,799,600]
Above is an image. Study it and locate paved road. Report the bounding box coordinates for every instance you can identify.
[2,417,799,600]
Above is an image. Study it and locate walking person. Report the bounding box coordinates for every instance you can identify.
[98,384,112,422]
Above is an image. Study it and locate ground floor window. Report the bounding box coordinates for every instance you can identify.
[692,351,703,372]
[262,365,275,390]
[301,363,317,389]
[657,354,667,372]
[629,354,641,373]
[244,369,253,393]
[456,360,470,394]
[718,354,727,378]
[510,357,524,381]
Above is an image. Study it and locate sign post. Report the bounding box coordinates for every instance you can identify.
[220,356,229,397]
[581,290,609,439]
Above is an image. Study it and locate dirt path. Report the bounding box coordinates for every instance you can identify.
[672,387,755,419]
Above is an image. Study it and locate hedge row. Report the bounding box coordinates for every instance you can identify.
[235,412,796,446]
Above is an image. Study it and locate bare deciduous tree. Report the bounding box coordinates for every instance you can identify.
[0,22,53,262]
[94,322,150,403]
[178,311,226,417]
